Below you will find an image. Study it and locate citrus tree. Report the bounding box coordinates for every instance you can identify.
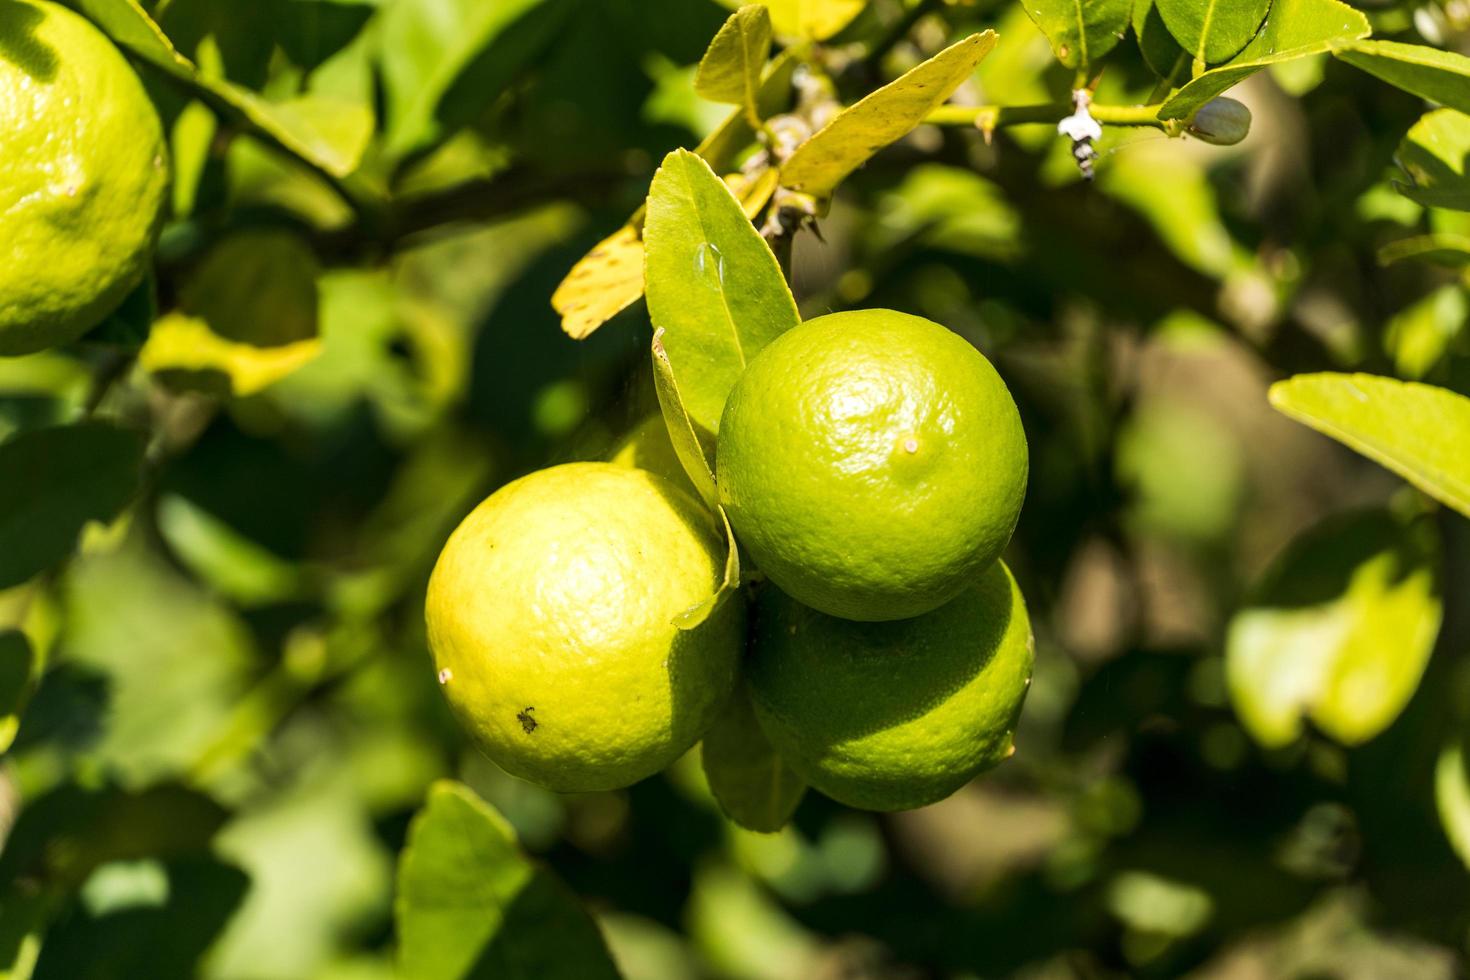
[2,0,1470,976]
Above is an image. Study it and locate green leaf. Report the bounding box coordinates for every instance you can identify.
[0,423,145,590]
[60,538,258,786]
[1334,40,1470,116]
[1156,0,1270,66]
[1133,0,1190,81]
[1159,0,1369,119]
[395,781,620,980]
[0,631,34,754]
[1270,373,1470,518]
[75,0,373,178]
[713,0,865,40]
[377,0,576,162]
[696,5,773,127]
[1377,233,1470,268]
[701,685,806,832]
[1023,0,1131,74]
[1226,510,1442,748]
[643,149,799,435]
[781,31,997,199]
[1395,108,1470,212]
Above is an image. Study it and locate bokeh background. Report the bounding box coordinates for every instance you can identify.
[2,0,1469,977]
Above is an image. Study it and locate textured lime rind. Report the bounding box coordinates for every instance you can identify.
[426,463,743,793]
[0,0,169,355]
[747,561,1034,811]
[717,309,1028,622]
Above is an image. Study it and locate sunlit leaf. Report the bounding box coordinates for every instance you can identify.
[1378,233,1470,268]
[1395,108,1470,212]
[650,330,718,509]
[1156,0,1270,66]
[781,32,997,199]
[552,226,646,341]
[674,505,742,631]
[1383,286,1467,380]
[377,0,576,162]
[714,0,865,40]
[644,149,799,434]
[1334,40,1470,116]
[1269,373,1470,517]
[1226,510,1442,748]
[696,5,773,126]
[701,685,806,832]
[140,232,323,396]
[141,315,324,397]
[396,781,619,980]
[76,0,373,177]
[0,424,145,590]
[1159,0,1369,119]
[1023,0,1131,73]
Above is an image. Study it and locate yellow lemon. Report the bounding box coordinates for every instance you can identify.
[0,0,168,355]
[717,309,1027,622]
[426,462,742,792]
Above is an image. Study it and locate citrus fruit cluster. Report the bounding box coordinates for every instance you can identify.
[0,0,168,356]
[427,309,1033,813]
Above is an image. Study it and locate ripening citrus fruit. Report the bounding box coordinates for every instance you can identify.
[0,0,169,355]
[747,562,1033,811]
[426,462,742,792]
[717,310,1027,622]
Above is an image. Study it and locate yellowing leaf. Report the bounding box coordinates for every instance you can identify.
[715,0,866,40]
[780,32,997,199]
[552,225,645,340]
[1269,373,1470,517]
[141,314,324,397]
[1226,511,1442,748]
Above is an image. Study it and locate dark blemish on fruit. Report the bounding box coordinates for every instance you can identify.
[517,707,538,733]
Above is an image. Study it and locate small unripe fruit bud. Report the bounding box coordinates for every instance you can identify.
[1188,97,1252,146]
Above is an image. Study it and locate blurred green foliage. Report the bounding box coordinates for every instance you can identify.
[1,0,1470,977]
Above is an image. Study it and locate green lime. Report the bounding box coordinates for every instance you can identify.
[716,309,1027,622]
[747,561,1034,811]
[426,462,742,792]
[0,0,169,355]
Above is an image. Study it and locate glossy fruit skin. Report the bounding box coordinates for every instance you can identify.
[717,309,1028,622]
[747,561,1034,811]
[426,463,742,792]
[0,0,169,355]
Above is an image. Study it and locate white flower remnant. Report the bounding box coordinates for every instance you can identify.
[1057,90,1102,181]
